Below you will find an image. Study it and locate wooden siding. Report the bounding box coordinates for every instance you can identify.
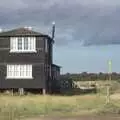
[0,36,47,89]
[52,65,60,80]
[0,64,45,88]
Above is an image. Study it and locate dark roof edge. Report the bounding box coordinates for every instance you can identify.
[0,34,54,43]
[52,64,62,68]
[0,33,50,37]
[0,27,54,43]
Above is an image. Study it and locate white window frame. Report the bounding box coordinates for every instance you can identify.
[10,37,36,53]
[6,64,33,79]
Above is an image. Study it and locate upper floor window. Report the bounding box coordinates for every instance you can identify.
[10,37,36,53]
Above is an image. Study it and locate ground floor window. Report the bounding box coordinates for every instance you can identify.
[6,64,32,79]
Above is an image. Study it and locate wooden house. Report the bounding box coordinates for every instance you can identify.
[0,26,61,94]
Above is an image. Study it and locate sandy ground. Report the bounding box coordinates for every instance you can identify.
[111,93,120,100]
[24,115,120,120]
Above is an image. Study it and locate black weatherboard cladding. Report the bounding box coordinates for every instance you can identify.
[0,28,52,89]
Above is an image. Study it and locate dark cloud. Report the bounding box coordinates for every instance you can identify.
[0,0,120,46]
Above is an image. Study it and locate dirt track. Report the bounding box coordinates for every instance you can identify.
[24,115,120,120]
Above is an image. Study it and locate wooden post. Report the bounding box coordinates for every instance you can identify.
[19,88,24,96]
[106,60,112,104]
[11,89,14,96]
[43,88,46,95]
[106,85,110,104]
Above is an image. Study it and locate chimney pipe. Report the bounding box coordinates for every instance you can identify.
[24,26,28,29]
[24,26,32,30]
[28,26,32,30]
[52,21,55,42]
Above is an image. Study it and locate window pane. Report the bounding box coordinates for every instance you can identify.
[18,65,20,77]
[10,38,13,50]
[18,37,22,50]
[16,65,19,77]
[29,37,32,50]
[14,65,17,77]
[7,65,10,77]
[32,37,35,50]
[23,65,26,77]
[26,65,29,77]
[24,37,28,50]
[11,65,14,77]
[28,37,35,50]
[10,37,17,51]
[19,65,22,77]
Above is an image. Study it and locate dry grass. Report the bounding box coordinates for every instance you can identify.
[0,92,120,119]
[0,94,106,120]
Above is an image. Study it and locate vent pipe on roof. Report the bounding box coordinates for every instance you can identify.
[28,26,32,30]
[24,26,32,30]
[24,26,28,29]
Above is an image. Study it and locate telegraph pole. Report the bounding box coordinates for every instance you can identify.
[106,60,112,104]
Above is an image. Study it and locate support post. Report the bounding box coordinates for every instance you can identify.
[106,85,110,104]
[19,88,24,96]
[11,89,14,96]
[43,88,46,95]
[106,60,112,104]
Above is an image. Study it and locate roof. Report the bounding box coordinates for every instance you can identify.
[0,27,51,38]
[52,64,62,68]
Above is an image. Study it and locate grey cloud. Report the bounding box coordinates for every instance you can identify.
[0,0,120,46]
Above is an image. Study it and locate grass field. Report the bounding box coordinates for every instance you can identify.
[0,80,120,120]
[0,93,120,120]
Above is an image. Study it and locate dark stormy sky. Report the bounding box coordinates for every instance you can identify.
[0,0,120,73]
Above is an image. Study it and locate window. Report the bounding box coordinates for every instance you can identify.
[7,65,32,79]
[10,37,36,52]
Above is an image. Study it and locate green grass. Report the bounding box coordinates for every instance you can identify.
[0,94,120,120]
[1,80,120,120]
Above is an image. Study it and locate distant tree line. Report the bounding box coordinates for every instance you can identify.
[60,72,120,81]
[51,72,120,95]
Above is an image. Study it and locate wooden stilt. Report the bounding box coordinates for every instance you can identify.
[43,88,46,95]
[19,88,24,96]
[11,89,14,96]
